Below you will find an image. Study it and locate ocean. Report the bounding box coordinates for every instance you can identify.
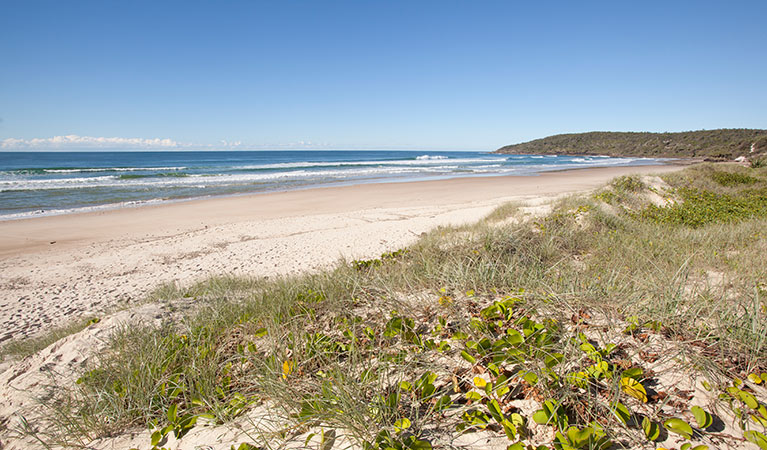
[0,150,665,220]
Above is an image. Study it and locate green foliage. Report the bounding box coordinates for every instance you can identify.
[496,129,767,159]
[642,417,661,441]
[363,430,432,450]
[664,417,694,439]
[745,430,767,449]
[711,170,759,186]
[638,187,767,227]
[611,175,645,193]
[149,404,213,446]
[691,406,714,429]
[554,424,611,450]
[352,249,408,271]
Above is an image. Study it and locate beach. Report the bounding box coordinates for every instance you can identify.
[0,164,684,344]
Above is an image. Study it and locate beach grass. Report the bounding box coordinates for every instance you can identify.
[0,317,99,361]
[18,163,767,449]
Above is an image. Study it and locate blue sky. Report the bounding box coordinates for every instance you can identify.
[1,1,765,151]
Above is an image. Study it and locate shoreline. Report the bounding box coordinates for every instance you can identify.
[0,164,685,342]
[0,158,678,224]
[0,164,685,257]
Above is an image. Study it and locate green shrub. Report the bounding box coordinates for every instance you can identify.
[710,170,759,186]
[751,157,767,168]
[638,187,767,227]
[611,175,645,193]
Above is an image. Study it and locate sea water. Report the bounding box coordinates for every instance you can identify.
[0,150,665,220]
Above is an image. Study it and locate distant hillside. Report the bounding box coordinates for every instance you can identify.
[495,129,767,160]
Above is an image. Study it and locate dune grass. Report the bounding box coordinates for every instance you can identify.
[0,317,99,361]
[17,163,767,449]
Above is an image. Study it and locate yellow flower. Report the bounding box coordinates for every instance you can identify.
[282,360,295,379]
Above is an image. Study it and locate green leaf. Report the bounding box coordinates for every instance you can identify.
[691,405,713,429]
[408,440,432,450]
[506,329,524,345]
[487,399,504,423]
[622,367,643,379]
[739,390,759,409]
[533,399,559,425]
[612,402,631,425]
[510,413,525,427]
[494,375,511,396]
[745,430,767,450]
[506,444,524,450]
[394,418,411,434]
[460,350,477,364]
[566,426,593,447]
[545,353,564,368]
[532,409,550,425]
[465,391,482,402]
[521,371,538,385]
[753,413,767,427]
[234,444,260,450]
[167,404,178,423]
[462,410,490,428]
[642,417,660,441]
[151,430,163,447]
[664,417,693,439]
[501,418,517,440]
[580,341,597,355]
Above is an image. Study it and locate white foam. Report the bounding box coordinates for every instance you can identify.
[42,166,187,173]
[236,157,506,170]
[0,198,168,221]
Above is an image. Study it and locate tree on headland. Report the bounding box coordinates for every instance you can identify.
[495,129,767,160]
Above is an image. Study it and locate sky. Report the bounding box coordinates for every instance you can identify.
[1,0,766,151]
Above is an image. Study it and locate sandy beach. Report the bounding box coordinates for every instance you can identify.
[0,165,684,344]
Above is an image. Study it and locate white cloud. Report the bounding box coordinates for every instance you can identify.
[1,135,337,150]
[1,135,181,149]
[219,139,243,148]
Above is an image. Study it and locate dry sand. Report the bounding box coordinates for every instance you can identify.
[0,165,684,344]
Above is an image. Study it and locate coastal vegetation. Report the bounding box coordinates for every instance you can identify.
[8,163,767,449]
[495,129,767,161]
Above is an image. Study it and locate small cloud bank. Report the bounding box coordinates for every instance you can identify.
[1,135,181,150]
[1,135,334,150]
